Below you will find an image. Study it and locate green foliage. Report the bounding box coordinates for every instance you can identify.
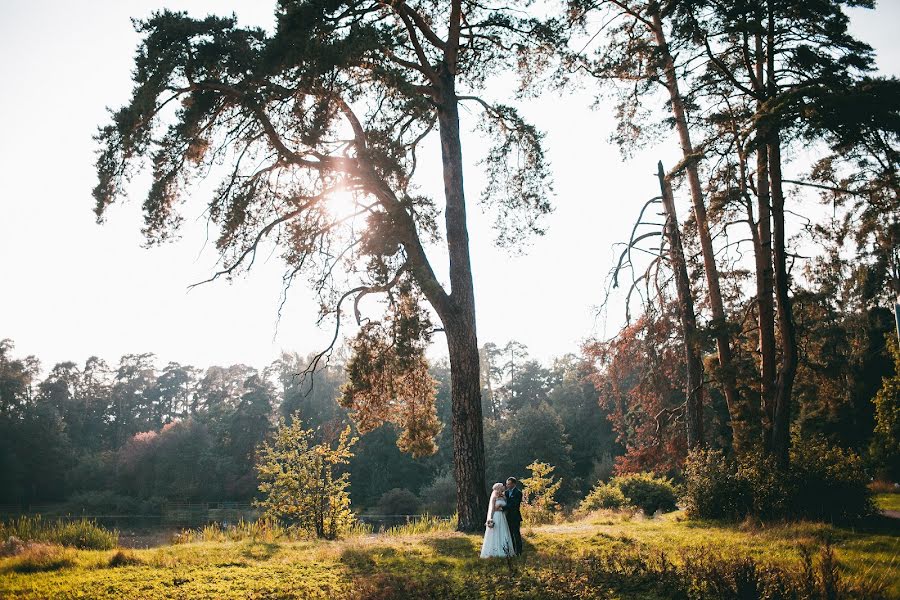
[608,472,678,515]
[684,441,874,521]
[579,482,626,512]
[418,470,457,516]
[375,488,420,516]
[487,402,574,495]
[790,437,874,521]
[683,448,747,520]
[521,460,562,525]
[577,471,678,516]
[870,335,900,482]
[0,515,118,550]
[255,415,358,539]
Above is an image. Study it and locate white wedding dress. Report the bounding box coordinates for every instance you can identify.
[480,497,514,558]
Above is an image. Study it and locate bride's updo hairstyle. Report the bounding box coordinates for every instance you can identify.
[491,482,505,494]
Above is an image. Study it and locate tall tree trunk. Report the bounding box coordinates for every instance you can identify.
[658,162,705,449]
[755,127,777,451]
[649,8,746,450]
[750,30,777,453]
[436,67,487,532]
[766,3,797,467]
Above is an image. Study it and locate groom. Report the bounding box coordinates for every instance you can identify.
[504,477,523,555]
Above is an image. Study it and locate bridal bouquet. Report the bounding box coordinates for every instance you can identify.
[485,519,494,528]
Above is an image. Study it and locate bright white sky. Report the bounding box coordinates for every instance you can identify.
[1,1,897,373]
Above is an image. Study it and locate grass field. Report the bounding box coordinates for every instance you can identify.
[1,511,897,599]
[877,493,900,513]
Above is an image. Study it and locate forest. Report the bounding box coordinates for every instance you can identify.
[0,339,618,513]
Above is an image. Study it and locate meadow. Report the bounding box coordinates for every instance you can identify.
[1,507,897,600]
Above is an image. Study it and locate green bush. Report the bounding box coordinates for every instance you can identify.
[419,471,456,516]
[579,482,626,511]
[683,448,748,519]
[376,488,421,516]
[684,438,874,521]
[611,472,678,515]
[790,437,874,521]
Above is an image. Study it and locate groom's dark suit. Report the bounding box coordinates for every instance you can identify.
[504,486,523,555]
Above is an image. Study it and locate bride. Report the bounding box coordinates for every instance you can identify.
[480,482,515,558]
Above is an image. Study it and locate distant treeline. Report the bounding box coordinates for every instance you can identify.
[0,340,619,513]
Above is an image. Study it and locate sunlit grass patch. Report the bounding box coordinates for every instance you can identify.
[0,512,895,599]
[875,493,900,512]
[380,513,457,537]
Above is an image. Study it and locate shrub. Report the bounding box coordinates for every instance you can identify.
[0,516,118,550]
[521,461,563,525]
[419,471,456,515]
[611,472,678,515]
[790,437,874,521]
[4,544,75,573]
[375,488,421,516]
[579,482,626,512]
[737,451,791,518]
[684,448,748,519]
[684,439,874,521]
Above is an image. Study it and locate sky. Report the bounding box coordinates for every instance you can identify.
[1,1,898,374]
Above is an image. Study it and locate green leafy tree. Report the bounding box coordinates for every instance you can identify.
[520,460,562,525]
[871,335,900,481]
[487,402,574,497]
[256,415,358,539]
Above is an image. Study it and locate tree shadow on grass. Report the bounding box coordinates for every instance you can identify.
[422,535,477,558]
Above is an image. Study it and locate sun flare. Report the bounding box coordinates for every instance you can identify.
[324,188,358,219]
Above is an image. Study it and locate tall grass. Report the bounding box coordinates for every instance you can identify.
[173,514,457,543]
[173,517,297,544]
[380,514,456,537]
[3,544,77,573]
[0,515,117,550]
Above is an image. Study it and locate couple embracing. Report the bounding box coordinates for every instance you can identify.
[480,477,523,558]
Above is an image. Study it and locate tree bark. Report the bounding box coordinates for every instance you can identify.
[752,32,778,453]
[649,8,744,449]
[767,133,796,467]
[658,161,704,449]
[766,2,797,467]
[754,129,777,451]
[435,66,487,532]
